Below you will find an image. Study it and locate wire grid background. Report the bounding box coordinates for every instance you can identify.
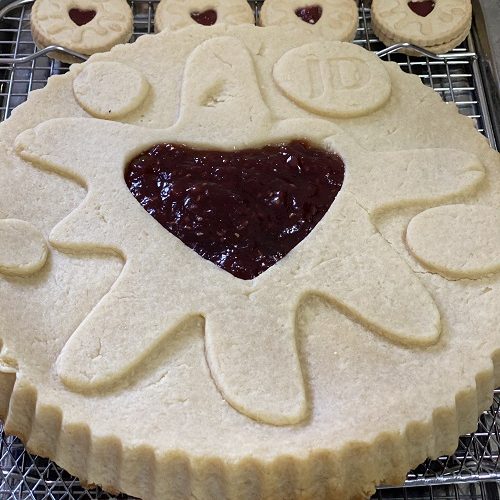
[0,0,499,498]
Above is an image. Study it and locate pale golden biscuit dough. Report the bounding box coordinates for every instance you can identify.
[371,0,472,53]
[154,0,254,32]
[0,25,499,500]
[30,0,133,63]
[406,205,500,279]
[73,61,150,119]
[259,0,359,41]
[0,219,48,276]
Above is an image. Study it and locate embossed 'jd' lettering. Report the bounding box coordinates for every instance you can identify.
[306,57,369,98]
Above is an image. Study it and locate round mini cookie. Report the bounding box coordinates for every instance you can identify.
[30,0,133,63]
[259,0,359,42]
[154,0,254,32]
[371,0,472,53]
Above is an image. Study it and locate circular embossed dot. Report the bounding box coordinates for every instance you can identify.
[0,220,48,276]
[406,205,500,279]
[73,61,149,119]
[273,42,391,118]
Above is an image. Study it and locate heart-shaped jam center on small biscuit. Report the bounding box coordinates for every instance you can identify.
[295,5,323,24]
[407,0,435,17]
[68,8,97,26]
[190,9,217,25]
[125,141,345,280]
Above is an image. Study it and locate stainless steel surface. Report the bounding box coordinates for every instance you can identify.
[0,0,499,498]
[353,1,496,149]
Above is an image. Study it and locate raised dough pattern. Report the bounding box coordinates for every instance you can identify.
[406,205,500,279]
[273,42,392,118]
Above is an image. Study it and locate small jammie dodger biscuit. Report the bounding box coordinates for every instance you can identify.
[154,0,254,32]
[371,0,472,54]
[30,0,133,63]
[259,0,359,42]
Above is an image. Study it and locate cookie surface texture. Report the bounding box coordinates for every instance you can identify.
[154,0,254,32]
[372,0,472,53]
[30,0,133,62]
[0,219,48,276]
[259,0,359,41]
[1,24,500,500]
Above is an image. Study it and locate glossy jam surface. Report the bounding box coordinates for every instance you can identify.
[68,8,97,26]
[295,5,323,24]
[190,9,217,25]
[407,0,435,17]
[125,142,345,280]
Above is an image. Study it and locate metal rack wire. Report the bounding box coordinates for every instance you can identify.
[0,0,499,498]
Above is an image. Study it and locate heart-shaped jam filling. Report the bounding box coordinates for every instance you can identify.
[68,8,97,26]
[190,9,217,26]
[407,0,435,17]
[125,141,344,280]
[295,5,323,24]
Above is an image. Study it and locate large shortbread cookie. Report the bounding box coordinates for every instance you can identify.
[0,24,499,499]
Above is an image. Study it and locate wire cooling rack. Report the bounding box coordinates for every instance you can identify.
[0,0,499,498]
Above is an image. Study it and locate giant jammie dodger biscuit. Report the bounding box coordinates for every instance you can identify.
[0,24,499,499]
